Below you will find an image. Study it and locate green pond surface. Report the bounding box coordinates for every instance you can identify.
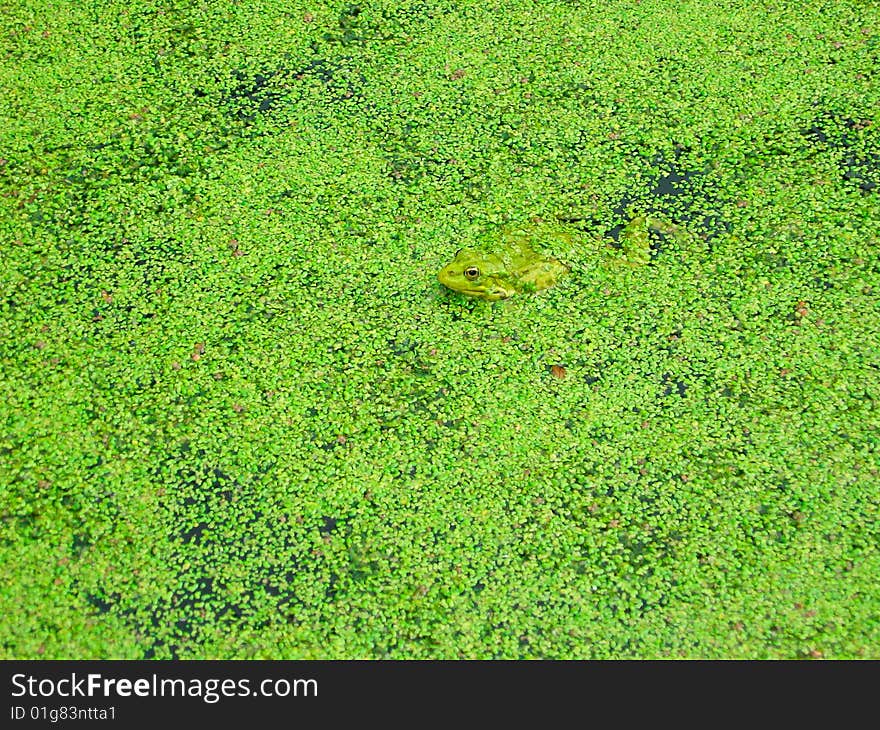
[1,0,878,658]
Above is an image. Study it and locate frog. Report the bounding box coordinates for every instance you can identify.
[437,214,680,300]
[437,221,572,301]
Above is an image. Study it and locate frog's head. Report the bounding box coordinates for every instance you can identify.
[437,248,517,301]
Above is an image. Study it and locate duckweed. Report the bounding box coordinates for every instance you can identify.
[1,0,878,658]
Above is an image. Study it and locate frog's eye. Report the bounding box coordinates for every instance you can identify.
[464,266,480,280]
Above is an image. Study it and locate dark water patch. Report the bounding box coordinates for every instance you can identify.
[180,520,208,545]
[129,561,289,658]
[71,532,92,556]
[801,110,878,193]
[619,148,731,241]
[226,69,285,123]
[85,592,113,615]
[142,641,175,660]
[299,55,366,102]
[661,372,688,399]
[387,335,420,357]
[563,146,731,251]
[325,572,340,600]
[222,54,367,130]
[320,515,341,535]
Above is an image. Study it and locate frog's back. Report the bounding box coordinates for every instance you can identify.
[497,222,572,292]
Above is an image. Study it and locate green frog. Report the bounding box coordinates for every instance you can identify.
[437,221,572,301]
[437,215,679,301]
